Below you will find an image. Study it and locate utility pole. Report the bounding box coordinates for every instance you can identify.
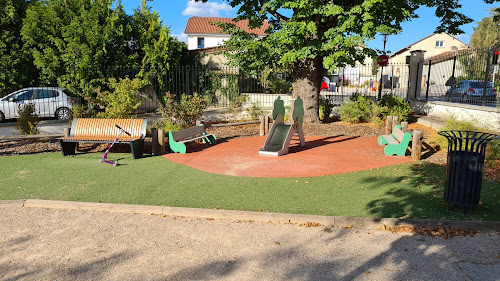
[378,33,390,100]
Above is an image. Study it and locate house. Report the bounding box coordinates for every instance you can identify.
[184,17,268,51]
[389,33,469,64]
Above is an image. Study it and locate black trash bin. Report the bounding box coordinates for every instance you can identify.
[437,130,499,214]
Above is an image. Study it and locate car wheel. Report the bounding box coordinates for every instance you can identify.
[0,111,4,123]
[55,107,70,120]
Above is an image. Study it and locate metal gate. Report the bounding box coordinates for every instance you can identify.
[421,48,498,106]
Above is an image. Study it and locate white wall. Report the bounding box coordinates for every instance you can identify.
[410,100,500,132]
[187,34,231,50]
[390,33,468,64]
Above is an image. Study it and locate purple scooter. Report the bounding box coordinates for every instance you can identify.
[99,125,131,166]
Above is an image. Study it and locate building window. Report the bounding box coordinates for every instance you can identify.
[436,41,444,48]
[197,37,204,49]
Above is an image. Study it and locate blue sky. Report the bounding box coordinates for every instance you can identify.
[121,0,498,54]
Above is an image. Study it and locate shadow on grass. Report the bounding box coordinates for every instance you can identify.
[361,162,499,221]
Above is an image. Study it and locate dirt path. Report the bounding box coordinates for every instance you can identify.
[1,205,499,281]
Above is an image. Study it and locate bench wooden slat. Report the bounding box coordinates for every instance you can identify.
[59,118,147,159]
[382,135,399,145]
[393,127,406,142]
[169,124,216,154]
[72,118,145,139]
[60,136,137,142]
[171,126,206,142]
[177,134,213,143]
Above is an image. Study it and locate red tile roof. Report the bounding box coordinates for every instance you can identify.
[184,17,268,36]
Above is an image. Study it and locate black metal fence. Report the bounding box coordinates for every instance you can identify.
[1,63,412,121]
[322,63,410,104]
[420,48,500,106]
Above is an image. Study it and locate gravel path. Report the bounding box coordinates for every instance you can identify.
[1,205,499,281]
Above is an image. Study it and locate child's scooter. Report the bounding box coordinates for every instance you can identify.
[99,125,131,166]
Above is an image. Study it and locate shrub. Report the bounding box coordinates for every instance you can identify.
[151,118,183,134]
[432,116,483,149]
[319,96,333,120]
[260,68,291,96]
[155,92,208,129]
[70,104,97,119]
[432,116,499,164]
[370,102,388,126]
[487,139,500,161]
[15,102,39,135]
[225,94,249,118]
[248,101,264,120]
[176,93,208,127]
[94,78,143,119]
[337,94,373,123]
[379,94,412,122]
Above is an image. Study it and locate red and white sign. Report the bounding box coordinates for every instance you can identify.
[377,55,389,66]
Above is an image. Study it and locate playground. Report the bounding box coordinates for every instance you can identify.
[164,135,412,177]
[1,94,499,221]
[165,96,410,177]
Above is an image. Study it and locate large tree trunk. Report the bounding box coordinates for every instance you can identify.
[292,57,324,123]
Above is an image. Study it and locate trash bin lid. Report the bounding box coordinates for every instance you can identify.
[438,130,499,153]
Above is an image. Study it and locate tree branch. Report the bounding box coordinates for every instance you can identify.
[258,0,290,23]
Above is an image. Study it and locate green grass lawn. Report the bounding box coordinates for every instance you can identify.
[1,152,499,221]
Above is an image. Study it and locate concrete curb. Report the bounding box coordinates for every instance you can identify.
[0,200,26,207]
[4,199,497,233]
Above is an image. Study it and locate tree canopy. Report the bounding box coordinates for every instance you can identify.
[198,0,500,122]
[470,10,500,49]
[19,0,189,98]
[0,0,38,97]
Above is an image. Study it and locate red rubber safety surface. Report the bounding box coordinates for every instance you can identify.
[163,136,413,178]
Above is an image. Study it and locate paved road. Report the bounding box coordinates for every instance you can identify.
[0,120,68,137]
[1,203,499,281]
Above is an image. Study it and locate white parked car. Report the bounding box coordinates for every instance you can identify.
[0,87,76,122]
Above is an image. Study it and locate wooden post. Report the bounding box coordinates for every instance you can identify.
[265,115,270,135]
[401,122,408,132]
[392,116,400,129]
[152,128,159,156]
[260,116,265,136]
[412,129,424,160]
[158,129,166,155]
[385,116,393,135]
[195,120,203,143]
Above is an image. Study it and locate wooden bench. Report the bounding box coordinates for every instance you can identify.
[169,125,216,154]
[377,125,412,156]
[59,118,148,159]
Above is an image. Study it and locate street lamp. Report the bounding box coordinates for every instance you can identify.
[378,33,390,100]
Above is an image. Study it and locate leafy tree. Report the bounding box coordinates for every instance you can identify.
[0,0,38,97]
[21,0,130,98]
[130,0,192,91]
[197,0,498,122]
[470,10,500,49]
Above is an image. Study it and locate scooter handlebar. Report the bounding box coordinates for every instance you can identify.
[115,125,132,136]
